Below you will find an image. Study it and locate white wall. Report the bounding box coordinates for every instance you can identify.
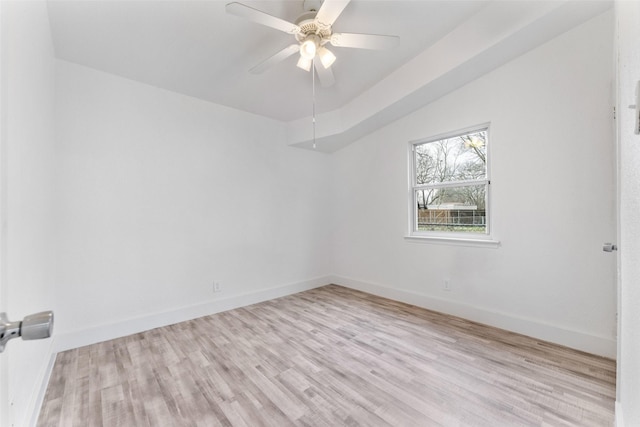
[0,3,622,425]
[329,11,617,357]
[616,1,640,425]
[53,60,332,347]
[0,1,57,426]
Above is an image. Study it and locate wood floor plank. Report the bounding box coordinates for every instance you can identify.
[37,285,616,426]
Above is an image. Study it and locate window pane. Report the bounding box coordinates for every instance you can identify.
[415,130,487,185]
[416,185,486,233]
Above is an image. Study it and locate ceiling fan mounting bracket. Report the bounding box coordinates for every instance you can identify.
[302,0,322,13]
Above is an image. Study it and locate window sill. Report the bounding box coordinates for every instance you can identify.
[404,235,501,248]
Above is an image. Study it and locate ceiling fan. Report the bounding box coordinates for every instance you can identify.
[225,0,400,87]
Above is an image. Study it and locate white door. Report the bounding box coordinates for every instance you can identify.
[0,2,10,425]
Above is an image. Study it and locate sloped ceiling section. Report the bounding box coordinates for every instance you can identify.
[287,0,612,152]
[47,0,612,153]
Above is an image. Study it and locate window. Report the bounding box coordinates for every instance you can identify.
[409,125,490,238]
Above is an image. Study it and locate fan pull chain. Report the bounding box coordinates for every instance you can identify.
[312,58,316,149]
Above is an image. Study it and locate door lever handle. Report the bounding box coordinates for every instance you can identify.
[0,311,54,353]
[603,243,618,252]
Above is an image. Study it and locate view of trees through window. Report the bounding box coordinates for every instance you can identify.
[412,128,488,233]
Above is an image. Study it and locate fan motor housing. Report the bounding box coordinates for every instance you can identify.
[295,13,332,42]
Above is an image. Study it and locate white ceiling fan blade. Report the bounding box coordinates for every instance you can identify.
[226,2,300,34]
[315,0,351,27]
[250,44,300,74]
[330,33,400,50]
[314,59,335,88]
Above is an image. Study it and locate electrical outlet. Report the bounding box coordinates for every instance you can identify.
[213,282,221,293]
[443,279,451,291]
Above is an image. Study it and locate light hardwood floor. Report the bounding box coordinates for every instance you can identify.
[37,285,616,426]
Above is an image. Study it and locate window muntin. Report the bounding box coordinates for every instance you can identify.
[411,127,489,236]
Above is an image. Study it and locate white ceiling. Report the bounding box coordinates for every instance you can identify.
[47,0,488,121]
[46,0,612,151]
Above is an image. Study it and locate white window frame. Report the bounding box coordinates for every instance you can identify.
[406,123,499,248]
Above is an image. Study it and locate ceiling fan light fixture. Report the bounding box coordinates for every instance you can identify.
[299,36,318,60]
[297,56,313,71]
[227,0,400,88]
[318,46,336,69]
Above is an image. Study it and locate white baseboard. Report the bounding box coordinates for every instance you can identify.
[28,350,57,427]
[330,275,617,359]
[616,401,624,427]
[52,276,331,353]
